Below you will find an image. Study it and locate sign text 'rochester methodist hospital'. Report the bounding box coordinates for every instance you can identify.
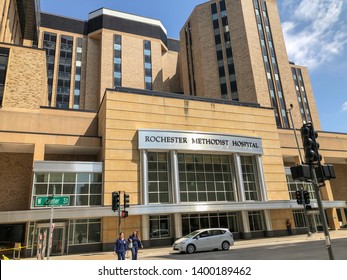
[138,130,263,154]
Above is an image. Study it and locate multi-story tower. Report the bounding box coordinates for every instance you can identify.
[180,0,319,129]
[39,9,181,110]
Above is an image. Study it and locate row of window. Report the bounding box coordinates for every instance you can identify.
[211,0,239,101]
[184,21,196,96]
[31,165,315,209]
[253,0,289,128]
[292,67,312,123]
[148,152,260,204]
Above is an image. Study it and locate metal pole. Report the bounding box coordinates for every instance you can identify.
[47,206,54,260]
[118,191,121,234]
[47,186,55,260]
[311,167,334,260]
[300,186,312,237]
[287,104,304,164]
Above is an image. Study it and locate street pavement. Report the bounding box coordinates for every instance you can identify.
[24,229,347,260]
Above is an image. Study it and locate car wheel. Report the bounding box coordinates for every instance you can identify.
[221,241,230,251]
[186,244,196,254]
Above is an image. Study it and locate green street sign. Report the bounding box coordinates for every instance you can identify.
[35,196,70,207]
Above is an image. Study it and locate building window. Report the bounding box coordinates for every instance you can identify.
[149,215,170,239]
[69,219,101,245]
[42,32,57,106]
[144,40,152,90]
[248,211,264,231]
[181,212,239,236]
[286,172,316,200]
[56,35,73,109]
[73,38,83,109]
[148,152,170,203]
[178,154,235,202]
[32,172,102,207]
[0,47,9,106]
[241,156,259,201]
[113,35,122,87]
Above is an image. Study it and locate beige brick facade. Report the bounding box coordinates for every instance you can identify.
[1,43,47,108]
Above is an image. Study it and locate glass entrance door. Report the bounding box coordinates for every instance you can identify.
[35,223,67,256]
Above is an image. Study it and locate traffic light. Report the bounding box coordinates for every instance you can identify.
[123,193,130,209]
[303,190,310,205]
[121,210,128,218]
[112,191,120,212]
[295,190,303,205]
[300,123,322,165]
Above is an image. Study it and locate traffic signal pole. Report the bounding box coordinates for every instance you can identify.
[300,186,312,237]
[118,201,121,234]
[311,167,335,260]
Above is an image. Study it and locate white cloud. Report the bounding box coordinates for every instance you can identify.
[342,102,347,112]
[281,0,347,69]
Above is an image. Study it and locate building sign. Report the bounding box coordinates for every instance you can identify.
[138,129,263,154]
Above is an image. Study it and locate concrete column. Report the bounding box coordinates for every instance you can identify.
[141,215,150,241]
[240,210,251,239]
[170,150,180,204]
[140,150,148,205]
[33,143,45,161]
[256,155,268,201]
[233,154,245,202]
[174,213,182,238]
[263,210,274,237]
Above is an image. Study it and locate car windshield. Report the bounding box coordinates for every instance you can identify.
[184,230,201,238]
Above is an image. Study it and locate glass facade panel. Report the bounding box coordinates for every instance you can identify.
[32,172,102,208]
[248,211,264,231]
[286,171,315,200]
[69,219,101,245]
[181,212,239,236]
[147,152,170,203]
[241,156,259,201]
[178,153,235,202]
[149,215,170,239]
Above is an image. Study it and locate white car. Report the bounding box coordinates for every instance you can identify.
[173,228,234,254]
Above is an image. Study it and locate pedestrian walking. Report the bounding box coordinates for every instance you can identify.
[128,230,143,260]
[114,232,127,260]
[286,219,292,235]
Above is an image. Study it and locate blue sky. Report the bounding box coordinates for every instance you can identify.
[40,0,347,133]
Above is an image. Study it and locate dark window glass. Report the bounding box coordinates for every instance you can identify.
[211,3,217,14]
[226,47,232,58]
[224,32,230,42]
[220,0,226,11]
[214,34,221,45]
[230,80,237,92]
[218,66,225,77]
[221,83,227,95]
[213,19,219,29]
[222,16,228,27]
[228,63,235,75]
[217,50,223,60]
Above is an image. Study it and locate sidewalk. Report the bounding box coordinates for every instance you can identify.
[24,229,347,260]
